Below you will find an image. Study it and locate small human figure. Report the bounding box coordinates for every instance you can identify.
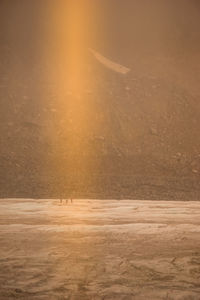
[66,198,73,204]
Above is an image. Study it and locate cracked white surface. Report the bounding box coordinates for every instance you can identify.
[0,199,200,299]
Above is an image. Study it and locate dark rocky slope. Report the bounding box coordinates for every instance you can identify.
[0,0,200,199]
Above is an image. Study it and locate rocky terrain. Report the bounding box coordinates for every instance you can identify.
[0,0,200,199]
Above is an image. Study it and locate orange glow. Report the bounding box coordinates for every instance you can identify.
[44,1,98,195]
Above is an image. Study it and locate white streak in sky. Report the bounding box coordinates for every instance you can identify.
[89,48,130,74]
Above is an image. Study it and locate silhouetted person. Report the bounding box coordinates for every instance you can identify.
[66,198,73,204]
[60,198,73,204]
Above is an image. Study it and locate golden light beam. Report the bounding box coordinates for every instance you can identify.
[45,1,98,196]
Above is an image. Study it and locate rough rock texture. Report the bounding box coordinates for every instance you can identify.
[0,1,200,199]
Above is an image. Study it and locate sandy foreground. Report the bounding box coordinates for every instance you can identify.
[0,199,200,300]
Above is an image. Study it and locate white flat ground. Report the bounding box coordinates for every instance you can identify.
[0,199,200,300]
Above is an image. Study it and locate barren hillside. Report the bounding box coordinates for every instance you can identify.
[0,0,200,199]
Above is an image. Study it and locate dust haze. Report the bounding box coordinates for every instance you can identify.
[1,0,200,199]
[1,1,200,299]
